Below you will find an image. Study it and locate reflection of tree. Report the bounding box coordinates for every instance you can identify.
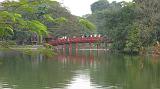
[90,55,160,89]
[0,51,79,89]
[90,54,127,88]
[1,51,160,89]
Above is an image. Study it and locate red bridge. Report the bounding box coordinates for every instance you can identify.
[48,36,111,46]
[48,35,112,53]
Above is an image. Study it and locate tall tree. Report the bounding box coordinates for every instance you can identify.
[88,1,137,52]
[133,0,160,46]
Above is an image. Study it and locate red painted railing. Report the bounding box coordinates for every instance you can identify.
[48,36,110,46]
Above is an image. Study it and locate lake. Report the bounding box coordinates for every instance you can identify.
[0,50,160,89]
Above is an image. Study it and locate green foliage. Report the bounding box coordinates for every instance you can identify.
[43,43,54,49]
[0,0,87,43]
[0,0,69,44]
[23,47,56,57]
[0,11,23,38]
[125,24,141,52]
[45,1,85,37]
[27,20,48,35]
[88,0,160,53]
[38,48,56,57]
[79,19,96,30]
[44,14,54,21]
[0,41,9,48]
[0,41,16,48]
[88,1,137,52]
[0,0,50,41]
[54,17,67,23]
[0,27,13,37]
[91,0,110,13]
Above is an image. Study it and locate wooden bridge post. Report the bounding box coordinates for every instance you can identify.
[76,43,78,55]
[89,43,93,49]
[69,43,72,55]
[89,53,94,65]
[97,44,99,49]
[103,42,107,50]
[89,43,93,55]
[82,43,86,49]
[97,44,100,56]
[63,44,66,55]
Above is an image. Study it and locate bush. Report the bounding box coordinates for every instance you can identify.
[0,41,9,48]
[43,43,53,49]
[0,41,16,48]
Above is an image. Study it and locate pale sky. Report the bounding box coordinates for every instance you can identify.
[0,0,133,16]
[58,0,132,16]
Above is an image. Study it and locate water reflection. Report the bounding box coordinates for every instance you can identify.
[0,50,160,89]
[0,51,76,89]
[55,51,160,89]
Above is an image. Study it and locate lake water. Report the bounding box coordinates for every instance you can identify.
[0,50,160,89]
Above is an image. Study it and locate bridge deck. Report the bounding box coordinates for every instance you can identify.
[48,37,111,46]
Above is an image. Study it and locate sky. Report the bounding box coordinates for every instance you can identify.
[0,0,132,16]
[58,0,133,16]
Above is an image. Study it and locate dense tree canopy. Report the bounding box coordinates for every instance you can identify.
[0,0,94,44]
[87,0,160,53]
[2,0,160,53]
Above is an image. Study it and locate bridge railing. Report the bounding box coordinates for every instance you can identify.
[48,36,106,46]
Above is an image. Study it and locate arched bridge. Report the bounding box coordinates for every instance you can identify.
[48,36,111,46]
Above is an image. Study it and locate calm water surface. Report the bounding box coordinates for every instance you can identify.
[0,50,160,89]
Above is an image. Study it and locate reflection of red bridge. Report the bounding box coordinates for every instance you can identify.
[56,54,95,65]
[48,36,111,46]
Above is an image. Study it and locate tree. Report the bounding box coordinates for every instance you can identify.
[46,1,91,37]
[133,0,160,46]
[126,24,141,52]
[0,0,64,44]
[79,18,96,30]
[88,1,137,52]
[0,11,22,40]
[91,0,110,13]
[0,0,96,45]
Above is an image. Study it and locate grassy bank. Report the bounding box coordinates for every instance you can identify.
[0,43,56,57]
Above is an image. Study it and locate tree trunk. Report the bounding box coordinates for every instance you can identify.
[38,35,43,44]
